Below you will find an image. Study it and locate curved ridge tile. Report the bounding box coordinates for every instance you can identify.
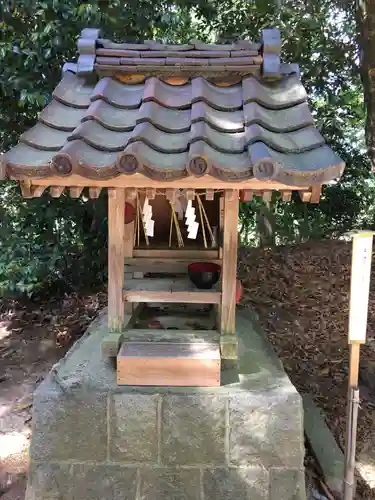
[192,78,242,110]
[122,141,188,171]
[52,71,94,108]
[245,124,325,153]
[84,100,139,131]
[188,141,252,180]
[59,139,118,168]
[137,102,191,132]
[190,121,245,153]
[68,121,132,151]
[143,77,192,109]
[248,142,345,186]
[20,124,70,151]
[242,74,307,109]
[128,122,190,154]
[244,101,313,132]
[38,100,87,131]
[191,102,244,132]
[4,143,55,167]
[91,77,144,109]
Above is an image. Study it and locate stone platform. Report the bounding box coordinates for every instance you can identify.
[26,309,306,500]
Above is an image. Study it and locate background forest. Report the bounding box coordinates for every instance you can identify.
[0,0,370,295]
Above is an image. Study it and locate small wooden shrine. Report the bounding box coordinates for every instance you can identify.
[1,28,345,386]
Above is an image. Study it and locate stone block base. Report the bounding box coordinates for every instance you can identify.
[26,310,306,500]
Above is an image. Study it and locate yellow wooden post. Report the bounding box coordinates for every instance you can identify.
[343,231,373,500]
[108,188,126,332]
[220,189,239,359]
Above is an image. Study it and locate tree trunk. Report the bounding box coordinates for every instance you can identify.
[357,0,375,170]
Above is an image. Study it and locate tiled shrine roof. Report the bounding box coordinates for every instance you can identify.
[2,28,344,186]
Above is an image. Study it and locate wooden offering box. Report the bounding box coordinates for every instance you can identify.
[117,341,220,387]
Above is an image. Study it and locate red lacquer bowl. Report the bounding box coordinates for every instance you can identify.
[188,262,221,289]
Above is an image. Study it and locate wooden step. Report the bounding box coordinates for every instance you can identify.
[122,328,220,343]
[117,341,221,386]
[124,257,222,274]
[123,277,221,304]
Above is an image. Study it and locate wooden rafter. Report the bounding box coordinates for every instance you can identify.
[50,186,64,198]
[69,186,84,198]
[89,187,102,199]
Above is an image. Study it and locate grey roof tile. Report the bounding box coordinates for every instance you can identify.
[68,121,132,151]
[5,143,54,167]
[129,122,189,153]
[248,142,345,186]
[143,77,191,108]
[190,121,245,153]
[124,141,187,171]
[83,99,139,131]
[245,124,325,153]
[91,77,144,108]
[52,71,94,108]
[191,102,244,132]
[191,78,242,110]
[243,101,313,132]
[38,100,87,131]
[242,74,307,108]
[59,139,118,168]
[137,102,191,132]
[20,123,70,151]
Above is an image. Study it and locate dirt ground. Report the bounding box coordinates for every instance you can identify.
[238,240,375,499]
[0,291,106,499]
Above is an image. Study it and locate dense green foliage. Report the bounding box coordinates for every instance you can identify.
[0,0,371,295]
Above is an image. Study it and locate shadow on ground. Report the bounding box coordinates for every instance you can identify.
[0,292,106,499]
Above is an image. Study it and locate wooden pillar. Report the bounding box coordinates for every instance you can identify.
[108,188,126,332]
[220,189,239,359]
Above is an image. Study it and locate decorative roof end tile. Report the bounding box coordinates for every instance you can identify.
[261,28,281,80]
[77,28,102,76]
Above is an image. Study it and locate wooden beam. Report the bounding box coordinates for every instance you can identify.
[165,188,177,202]
[125,187,137,200]
[310,185,322,204]
[281,191,292,202]
[123,290,221,304]
[101,303,145,359]
[299,191,312,202]
[89,187,102,199]
[220,189,239,358]
[29,173,309,191]
[205,189,215,201]
[240,190,253,202]
[19,181,32,198]
[108,188,126,332]
[31,185,46,197]
[50,186,64,198]
[132,248,219,259]
[69,186,84,198]
[122,329,219,343]
[125,257,221,274]
[186,189,195,201]
[262,190,272,203]
[146,188,156,200]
